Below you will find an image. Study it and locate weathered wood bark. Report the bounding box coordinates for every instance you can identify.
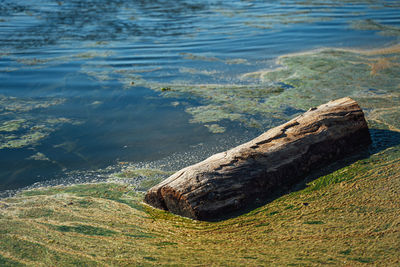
[144,97,371,220]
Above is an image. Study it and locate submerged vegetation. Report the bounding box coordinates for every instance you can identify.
[128,43,400,134]
[0,96,82,150]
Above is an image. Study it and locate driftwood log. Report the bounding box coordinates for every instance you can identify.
[144,97,371,220]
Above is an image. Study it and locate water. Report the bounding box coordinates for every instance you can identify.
[0,0,400,193]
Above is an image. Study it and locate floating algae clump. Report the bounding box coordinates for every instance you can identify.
[204,124,226,134]
[241,45,400,129]
[142,44,400,132]
[0,119,26,132]
[27,152,50,161]
[1,131,48,149]
[186,105,243,124]
[0,96,80,149]
[350,19,400,37]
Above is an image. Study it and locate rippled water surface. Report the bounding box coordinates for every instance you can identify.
[1,0,400,192]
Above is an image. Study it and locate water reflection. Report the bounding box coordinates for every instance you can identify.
[0,0,400,191]
[0,0,208,49]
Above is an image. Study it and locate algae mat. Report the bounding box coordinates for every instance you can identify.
[0,141,399,266]
[1,44,400,266]
[126,44,400,134]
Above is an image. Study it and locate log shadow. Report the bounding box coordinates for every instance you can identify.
[209,128,400,222]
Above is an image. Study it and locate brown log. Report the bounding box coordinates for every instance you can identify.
[144,97,371,220]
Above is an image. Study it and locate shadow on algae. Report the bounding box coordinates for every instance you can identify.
[204,128,400,221]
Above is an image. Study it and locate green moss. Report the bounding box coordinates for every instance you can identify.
[143,256,157,262]
[126,232,157,239]
[304,220,325,225]
[0,255,24,267]
[18,208,54,219]
[20,189,55,197]
[156,241,178,247]
[349,257,374,263]
[21,183,129,200]
[339,249,352,255]
[54,224,116,236]
[136,177,164,191]
[255,222,270,227]
[0,235,50,262]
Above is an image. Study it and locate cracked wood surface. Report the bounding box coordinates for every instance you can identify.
[144,97,371,220]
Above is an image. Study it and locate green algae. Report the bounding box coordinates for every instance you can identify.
[1,138,399,265]
[0,131,48,149]
[241,10,332,30]
[179,52,220,62]
[136,178,164,192]
[186,105,243,124]
[115,168,173,179]
[215,1,400,33]
[179,53,248,66]
[53,224,116,236]
[112,168,174,191]
[304,220,325,225]
[12,50,114,69]
[27,152,50,161]
[130,44,400,132]
[179,67,219,76]
[0,119,26,132]
[240,46,400,127]
[0,96,81,150]
[0,96,65,112]
[204,124,225,134]
[0,255,24,267]
[351,19,400,37]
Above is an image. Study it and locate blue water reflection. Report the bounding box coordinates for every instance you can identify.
[0,0,399,191]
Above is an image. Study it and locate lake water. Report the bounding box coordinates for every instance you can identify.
[1,0,400,194]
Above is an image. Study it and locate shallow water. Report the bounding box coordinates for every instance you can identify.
[0,0,399,192]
